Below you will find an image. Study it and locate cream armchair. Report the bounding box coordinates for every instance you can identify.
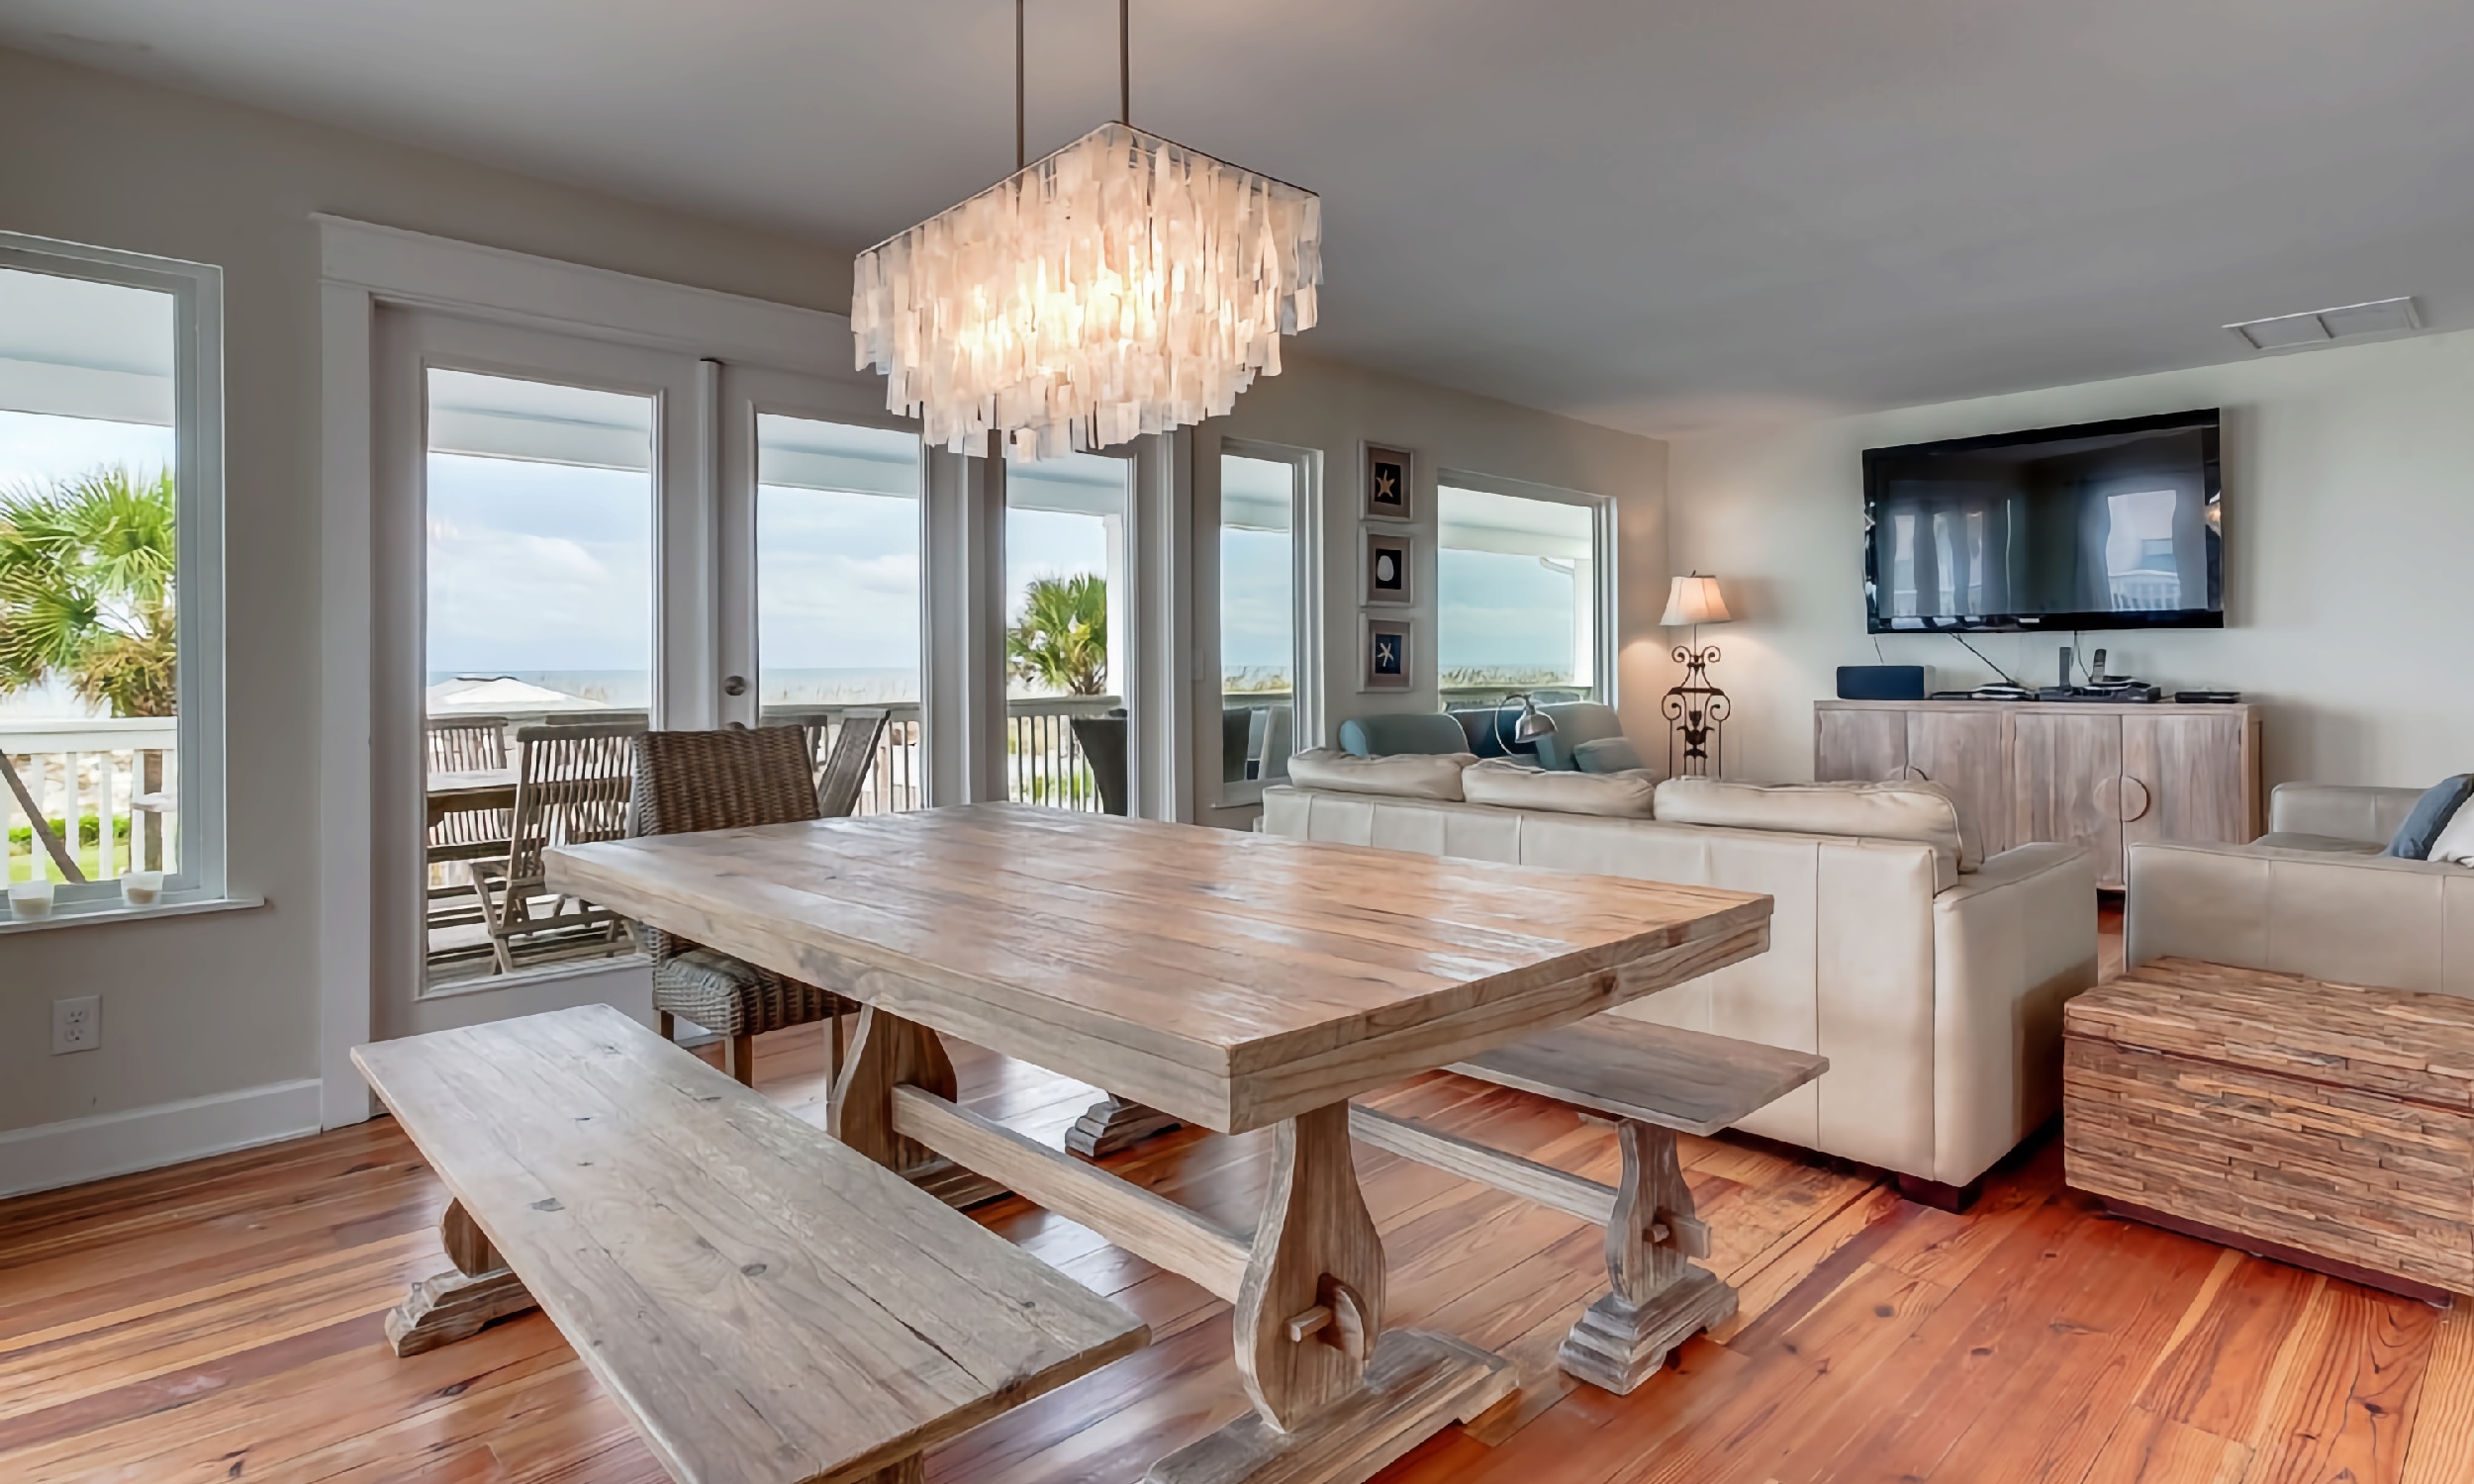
[2126,783,2474,996]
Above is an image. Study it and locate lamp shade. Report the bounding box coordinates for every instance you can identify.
[1661,573,1732,627]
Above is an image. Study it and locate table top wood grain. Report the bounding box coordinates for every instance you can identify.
[352,1003,1147,1484]
[548,804,1771,1132]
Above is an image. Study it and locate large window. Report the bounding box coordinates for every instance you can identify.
[1004,452,1131,812]
[1437,479,1608,705]
[0,236,222,914]
[1218,448,1310,796]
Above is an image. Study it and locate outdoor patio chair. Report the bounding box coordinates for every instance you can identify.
[812,707,889,818]
[423,715,511,946]
[463,722,641,977]
[632,724,859,1085]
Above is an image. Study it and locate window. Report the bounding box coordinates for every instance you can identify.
[1436,478,1608,705]
[0,235,223,914]
[1218,448,1312,797]
[1003,452,1131,811]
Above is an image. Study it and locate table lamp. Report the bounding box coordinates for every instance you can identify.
[1660,573,1732,777]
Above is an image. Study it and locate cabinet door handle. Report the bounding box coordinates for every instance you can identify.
[1903,765,1930,783]
[2119,777,2152,822]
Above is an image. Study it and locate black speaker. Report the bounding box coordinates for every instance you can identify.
[1837,664,1926,700]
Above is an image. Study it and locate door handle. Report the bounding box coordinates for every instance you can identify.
[722,675,748,697]
[2119,777,2152,822]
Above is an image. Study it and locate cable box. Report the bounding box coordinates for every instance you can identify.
[2175,690,2242,704]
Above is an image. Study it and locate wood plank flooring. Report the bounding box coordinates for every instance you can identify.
[5,910,2466,1483]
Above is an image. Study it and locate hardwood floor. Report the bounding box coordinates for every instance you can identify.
[5,928,2466,1482]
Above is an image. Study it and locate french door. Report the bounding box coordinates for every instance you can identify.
[373,310,924,1037]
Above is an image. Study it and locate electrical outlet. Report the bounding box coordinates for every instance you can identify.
[51,996,99,1055]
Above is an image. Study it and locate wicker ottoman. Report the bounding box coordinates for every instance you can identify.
[2064,957,2474,1303]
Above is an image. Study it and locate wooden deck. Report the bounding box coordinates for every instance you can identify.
[4,905,2469,1484]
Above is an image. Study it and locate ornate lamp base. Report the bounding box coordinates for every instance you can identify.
[1663,644,1728,778]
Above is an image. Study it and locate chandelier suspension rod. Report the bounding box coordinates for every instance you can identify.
[1119,0,1130,126]
[1015,0,1025,169]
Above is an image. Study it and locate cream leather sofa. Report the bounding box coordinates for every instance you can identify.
[1263,776,2098,1191]
[2127,783,2474,995]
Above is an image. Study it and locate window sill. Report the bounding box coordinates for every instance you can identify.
[0,893,265,936]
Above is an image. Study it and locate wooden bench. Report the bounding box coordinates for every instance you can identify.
[1351,1015,1827,1394]
[353,1004,1147,1484]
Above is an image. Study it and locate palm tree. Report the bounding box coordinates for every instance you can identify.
[1007,573,1107,696]
[0,465,178,718]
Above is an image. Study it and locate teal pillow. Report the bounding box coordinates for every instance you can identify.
[1571,736,1646,775]
[2386,775,2474,859]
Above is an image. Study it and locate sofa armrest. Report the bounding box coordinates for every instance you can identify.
[2125,838,2474,995]
[1930,842,2099,1188]
[2266,783,2424,846]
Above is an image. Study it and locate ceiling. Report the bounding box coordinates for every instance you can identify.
[8,0,2470,437]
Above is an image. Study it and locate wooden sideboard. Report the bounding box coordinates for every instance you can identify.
[1815,698,2260,889]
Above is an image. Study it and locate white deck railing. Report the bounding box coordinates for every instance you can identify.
[1,716,178,882]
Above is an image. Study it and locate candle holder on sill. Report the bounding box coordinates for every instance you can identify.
[1660,572,1733,779]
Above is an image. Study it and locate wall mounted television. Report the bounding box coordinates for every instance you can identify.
[1863,410,2222,633]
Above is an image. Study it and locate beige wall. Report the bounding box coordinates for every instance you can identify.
[0,46,844,1141]
[1666,326,2474,790]
[0,45,1671,1151]
[1204,353,1668,826]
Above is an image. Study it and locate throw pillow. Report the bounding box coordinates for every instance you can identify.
[1570,736,1648,775]
[2428,792,2474,868]
[2383,775,2474,859]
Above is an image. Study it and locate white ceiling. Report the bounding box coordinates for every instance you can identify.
[9,0,2471,436]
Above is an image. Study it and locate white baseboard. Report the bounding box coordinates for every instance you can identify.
[0,1077,325,1199]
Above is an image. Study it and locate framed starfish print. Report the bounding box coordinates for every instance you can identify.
[1363,442,1413,521]
[1362,615,1413,692]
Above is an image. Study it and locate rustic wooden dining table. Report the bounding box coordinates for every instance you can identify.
[546,803,1769,1484]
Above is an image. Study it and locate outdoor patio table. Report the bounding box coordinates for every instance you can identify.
[547,803,1769,1484]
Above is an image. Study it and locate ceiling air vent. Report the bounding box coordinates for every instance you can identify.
[2226,297,2424,352]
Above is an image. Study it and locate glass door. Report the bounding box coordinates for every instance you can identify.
[1003,451,1134,813]
[716,366,926,815]
[375,309,705,1033]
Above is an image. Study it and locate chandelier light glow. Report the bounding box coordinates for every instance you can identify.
[852,9,1322,461]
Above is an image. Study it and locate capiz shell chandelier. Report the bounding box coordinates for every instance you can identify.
[852,7,1321,461]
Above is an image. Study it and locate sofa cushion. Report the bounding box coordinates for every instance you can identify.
[2253,832,2388,856]
[1286,747,1475,800]
[1460,758,1657,817]
[2384,775,2474,860]
[1337,713,1470,758]
[1570,736,1647,775]
[1655,777,1973,889]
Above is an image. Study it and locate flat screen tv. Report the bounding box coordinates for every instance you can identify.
[1863,410,2222,633]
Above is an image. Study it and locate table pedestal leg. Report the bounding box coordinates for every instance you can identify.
[1557,1119,1735,1394]
[385,1198,535,1357]
[1144,1103,1514,1484]
[832,1005,1007,1210]
[1066,1093,1182,1158]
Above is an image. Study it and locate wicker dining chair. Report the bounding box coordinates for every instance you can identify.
[633,725,859,1085]
[464,722,642,976]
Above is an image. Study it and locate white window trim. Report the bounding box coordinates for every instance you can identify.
[0,232,230,919]
[1433,466,1617,706]
[1207,438,1322,810]
[316,218,874,1129]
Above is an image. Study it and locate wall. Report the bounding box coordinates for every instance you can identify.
[1197,353,1668,826]
[1666,326,2474,789]
[0,45,844,1172]
[0,45,1675,1179]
